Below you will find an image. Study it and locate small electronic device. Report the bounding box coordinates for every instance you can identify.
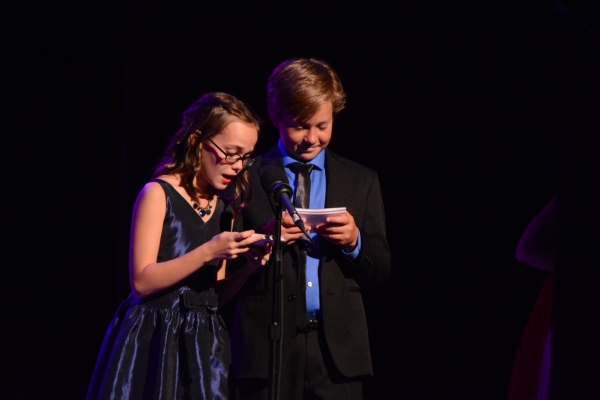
[251,233,286,245]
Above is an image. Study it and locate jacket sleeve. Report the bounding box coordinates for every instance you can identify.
[339,171,391,290]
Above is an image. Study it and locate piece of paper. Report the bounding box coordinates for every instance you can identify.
[296,207,347,226]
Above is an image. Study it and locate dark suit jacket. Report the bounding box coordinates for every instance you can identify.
[230,146,391,380]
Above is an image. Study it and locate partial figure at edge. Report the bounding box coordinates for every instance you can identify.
[508,195,555,400]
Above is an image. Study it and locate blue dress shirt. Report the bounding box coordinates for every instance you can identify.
[278,141,361,317]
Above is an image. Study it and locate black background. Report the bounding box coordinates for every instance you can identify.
[8,1,598,399]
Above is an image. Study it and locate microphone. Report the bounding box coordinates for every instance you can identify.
[260,165,313,243]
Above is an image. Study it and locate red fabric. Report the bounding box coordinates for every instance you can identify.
[507,274,553,400]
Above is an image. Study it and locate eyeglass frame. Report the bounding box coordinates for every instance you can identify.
[206,137,255,167]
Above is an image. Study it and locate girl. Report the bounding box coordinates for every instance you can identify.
[87,92,270,399]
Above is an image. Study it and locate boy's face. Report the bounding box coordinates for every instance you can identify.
[275,101,333,162]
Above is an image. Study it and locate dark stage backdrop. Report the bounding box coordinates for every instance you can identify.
[10,1,598,399]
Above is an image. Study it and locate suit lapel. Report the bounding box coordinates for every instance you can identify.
[324,149,349,208]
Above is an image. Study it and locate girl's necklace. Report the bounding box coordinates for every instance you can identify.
[192,195,214,217]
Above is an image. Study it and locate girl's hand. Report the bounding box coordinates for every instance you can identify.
[206,230,263,261]
[244,242,273,273]
[261,211,310,245]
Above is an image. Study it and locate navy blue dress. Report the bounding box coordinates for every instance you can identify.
[87,179,232,400]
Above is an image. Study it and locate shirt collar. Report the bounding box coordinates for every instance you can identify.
[278,140,325,171]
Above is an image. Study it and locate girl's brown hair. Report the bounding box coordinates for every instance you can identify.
[153,92,260,209]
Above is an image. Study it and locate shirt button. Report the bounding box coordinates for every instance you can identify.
[307,282,313,287]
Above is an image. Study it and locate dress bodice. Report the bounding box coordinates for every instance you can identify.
[130,178,232,309]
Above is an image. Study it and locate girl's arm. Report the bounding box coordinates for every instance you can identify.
[129,182,259,298]
[215,243,271,308]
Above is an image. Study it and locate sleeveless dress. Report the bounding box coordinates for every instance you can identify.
[87,179,232,400]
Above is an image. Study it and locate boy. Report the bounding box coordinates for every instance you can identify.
[231,57,391,399]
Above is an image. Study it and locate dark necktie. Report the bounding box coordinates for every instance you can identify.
[288,163,314,208]
[288,162,314,329]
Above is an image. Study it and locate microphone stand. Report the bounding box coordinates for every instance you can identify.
[268,204,283,400]
[260,173,313,400]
